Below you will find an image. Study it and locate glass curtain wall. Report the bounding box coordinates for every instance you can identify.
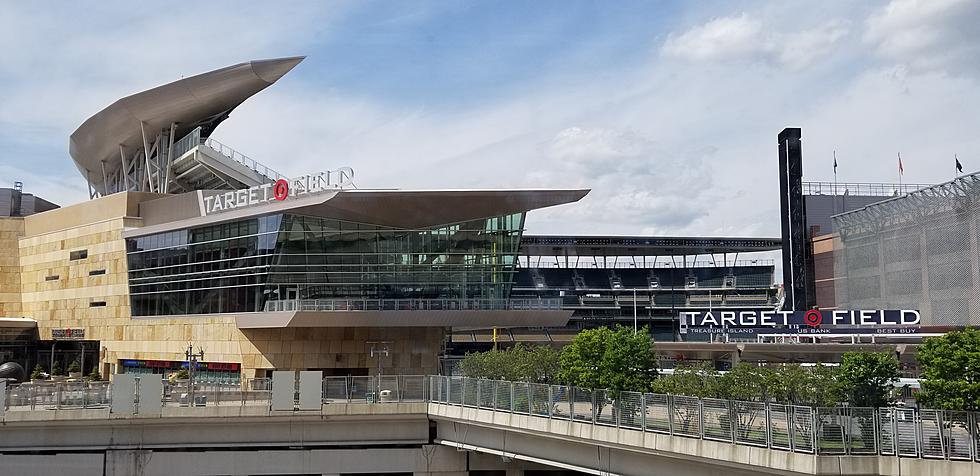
[128,213,525,316]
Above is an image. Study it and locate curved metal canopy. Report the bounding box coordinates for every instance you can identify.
[69,56,304,193]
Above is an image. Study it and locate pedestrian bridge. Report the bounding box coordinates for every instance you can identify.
[0,375,977,476]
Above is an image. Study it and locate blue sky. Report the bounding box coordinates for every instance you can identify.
[2,0,980,239]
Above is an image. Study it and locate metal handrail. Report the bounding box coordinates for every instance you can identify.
[4,376,980,463]
[204,137,285,181]
[262,298,563,312]
[803,181,932,197]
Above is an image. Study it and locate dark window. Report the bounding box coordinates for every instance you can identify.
[89,269,106,276]
[89,301,107,307]
[44,275,59,281]
[69,249,88,260]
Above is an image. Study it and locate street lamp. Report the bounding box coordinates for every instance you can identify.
[185,344,205,406]
[367,341,392,399]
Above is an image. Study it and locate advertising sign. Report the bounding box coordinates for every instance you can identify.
[680,309,921,328]
[51,328,85,340]
[200,168,354,216]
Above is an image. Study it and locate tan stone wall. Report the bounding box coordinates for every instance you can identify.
[0,218,25,316]
[14,193,443,380]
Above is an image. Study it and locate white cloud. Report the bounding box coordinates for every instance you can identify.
[865,0,980,75]
[662,13,849,70]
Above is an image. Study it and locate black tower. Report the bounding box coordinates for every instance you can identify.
[778,128,809,311]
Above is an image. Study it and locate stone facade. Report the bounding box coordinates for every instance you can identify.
[0,218,25,316]
[6,193,443,380]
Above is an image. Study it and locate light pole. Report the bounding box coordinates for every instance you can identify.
[367,341,391,399]
[185,344,205,406]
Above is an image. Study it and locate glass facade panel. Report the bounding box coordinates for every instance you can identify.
[127,213,525,316]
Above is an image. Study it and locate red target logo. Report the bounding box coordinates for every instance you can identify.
[803,309,823,327]
[273,179,289,201]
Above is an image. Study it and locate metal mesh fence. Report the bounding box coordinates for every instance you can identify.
[477,380,495,409]
[734,401,767,446]
[322,377,348,401]
[495,380,512,412]
[529,383,551,417]
[644,393,671,433]
[834,177,980,326]
[619,392,643,429]
[462,378,478,407]
[595,390,616,426]
[551,385,570,419]
[920,410,945,458]
[702,398,732,442]
[671,395,701,437]
[817,407,846,454]
[513,382,530,414]
[791,405,815,453]
[848,408,877,455]
[946,411,974,460]
[571,387,593,422]
[448,377,463,405]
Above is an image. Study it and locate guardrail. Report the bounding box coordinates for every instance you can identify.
[5,376,980,462]
[263,298,563,312]
[803,181,932,197]
[429,376,980,462]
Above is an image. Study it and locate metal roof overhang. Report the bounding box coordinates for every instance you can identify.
[231,310,574,329]
[518,235,782,257]
[123,188,591,238]
[69,56,304,192]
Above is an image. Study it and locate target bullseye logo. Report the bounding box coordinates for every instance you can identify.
[803,309,823,327]
[273,179,289,201]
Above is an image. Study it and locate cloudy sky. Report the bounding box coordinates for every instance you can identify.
[2,0,978,239]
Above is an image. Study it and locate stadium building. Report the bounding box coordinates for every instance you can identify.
[0,57,787,382]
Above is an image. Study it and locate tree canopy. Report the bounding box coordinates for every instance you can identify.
[917,328,980,411]
[558,325,658,392]
[838,351,899,408]
[458,344,561,383]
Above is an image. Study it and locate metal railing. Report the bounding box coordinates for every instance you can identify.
[170,126,286,182]
[429,376,980,462]
[263,298,563,312]
[803,181,932,197]
[5,381,111,410]
[6,376,980,463]
[518,259,776,269]
[205,137,284,181]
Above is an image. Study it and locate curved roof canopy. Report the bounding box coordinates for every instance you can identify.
[69,57,304,190]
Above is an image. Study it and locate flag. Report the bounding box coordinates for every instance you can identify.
[833,151,838,173]
[899,154,904,176]
[956,155,964,173]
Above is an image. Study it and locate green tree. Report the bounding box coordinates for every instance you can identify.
[651,361,721,398]
[30,364,44,381]
[458,344,561,383]
[87,368,102,381]
[767,364,842,406]
[51,361,63,376]
[718,363,776,401]
[558,325,658,392]
[68,360,81,374]
[917,328,980,410]
[838,351,899,407]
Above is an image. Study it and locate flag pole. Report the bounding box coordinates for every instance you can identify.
[833,150,838,214]
[898,152,903,190]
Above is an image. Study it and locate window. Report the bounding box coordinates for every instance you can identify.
[89,301,107,307]
[89,269,106,276]
[44,275,59,281]
[70,249,88,260]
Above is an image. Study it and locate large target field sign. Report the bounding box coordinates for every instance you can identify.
[681,309,921,328]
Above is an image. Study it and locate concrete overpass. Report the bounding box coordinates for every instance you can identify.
[0,376,977,476]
